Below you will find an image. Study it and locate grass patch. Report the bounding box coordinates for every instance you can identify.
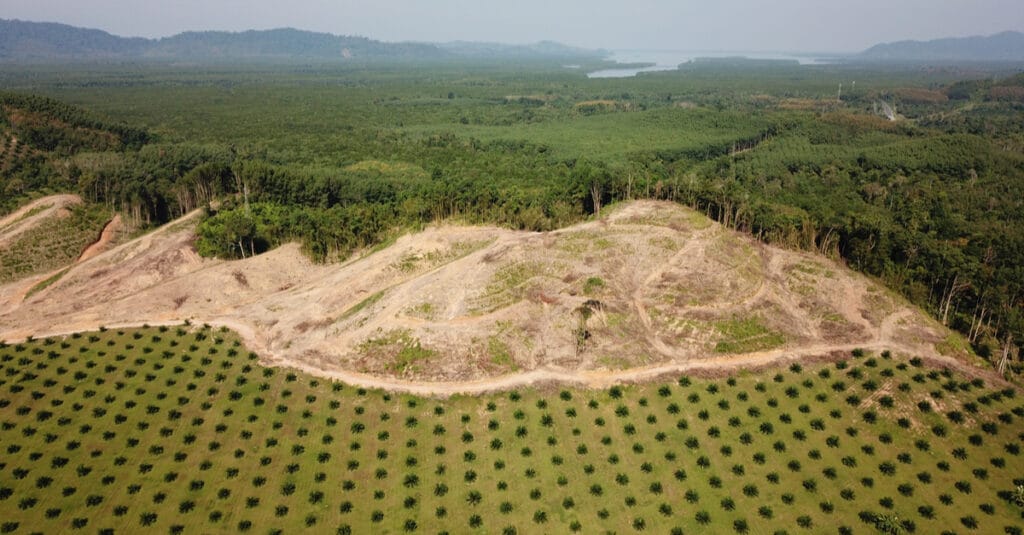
[487,336,515,369]
[936,332,980,362]
[337,290,386,323]
[358,328,436,373]
[24,268,69,299]
[390,239,495,273]
[582,276,605,295]
[471,260,551,313]
[405,301,437,320]
[714,315,786,353]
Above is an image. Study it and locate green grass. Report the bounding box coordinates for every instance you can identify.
[0,327,1021,534]
[487,337,515,370]
[714,316,787,354]
[357,329,436,373]
[582,276,606,296]
[336,291,386,323]
[471,260,552,314]
[23,268,69,299]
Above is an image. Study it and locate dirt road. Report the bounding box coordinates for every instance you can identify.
[7,317,1005,396]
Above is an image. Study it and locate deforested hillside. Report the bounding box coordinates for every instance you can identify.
[0,201,968,389]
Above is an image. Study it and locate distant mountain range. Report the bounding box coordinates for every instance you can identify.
[860,31,1024,62]
[0,19,604,62]
[4,19,1021,64]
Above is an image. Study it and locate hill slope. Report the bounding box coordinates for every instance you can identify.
[0,201,963,390]
[861,31,1024,62]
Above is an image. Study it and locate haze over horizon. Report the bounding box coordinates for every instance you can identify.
[4,0,1023,53]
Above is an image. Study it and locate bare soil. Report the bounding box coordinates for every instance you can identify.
[0,200,969,394]
[77,214,122,262]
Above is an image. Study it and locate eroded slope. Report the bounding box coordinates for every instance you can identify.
[0,201,953,383]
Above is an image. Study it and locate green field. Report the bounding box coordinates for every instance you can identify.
[1,326,1021,534]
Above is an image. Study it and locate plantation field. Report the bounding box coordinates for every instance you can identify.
[0,326,1021,534]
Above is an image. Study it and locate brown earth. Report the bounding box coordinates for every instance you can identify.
[76,214,122,263]
[0,200,972,394]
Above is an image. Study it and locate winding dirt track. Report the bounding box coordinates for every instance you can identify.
[10,318,1007,396]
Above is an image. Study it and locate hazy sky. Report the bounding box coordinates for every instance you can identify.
[5,0,1023,52]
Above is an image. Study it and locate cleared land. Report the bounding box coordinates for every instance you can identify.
[0,200,964,392]
[0,326,1020,534]
[0,195,114,286]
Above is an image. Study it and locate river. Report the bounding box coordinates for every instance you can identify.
[586,49,835,78]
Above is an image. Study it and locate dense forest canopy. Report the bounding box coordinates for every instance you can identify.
[0,60,1021,375]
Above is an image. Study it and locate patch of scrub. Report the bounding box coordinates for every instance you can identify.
[618,206,711,231]
[552,231,595,254]
[471,259,556,313]
[862,284,897,325]
[710,232,762,282]
[344,159,428,177]
[647,236,678,251]
[389,238,495,273]
[25,268,69,299]
[337,290,386,323]
[935,332,975,360]
[405,301,437,320]
[790,260,835,279]
[357,329,436,374]
[487,336,516,369]
[713,315,786,354]
[582,276,606,295]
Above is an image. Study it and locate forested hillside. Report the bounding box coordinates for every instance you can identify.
[0,62,1021,378]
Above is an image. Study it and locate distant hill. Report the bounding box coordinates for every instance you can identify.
[0,19,602,62]
[0,19,149,59]
[861,31,1024,62]
[438,40,607,60]
[0,19,444,61]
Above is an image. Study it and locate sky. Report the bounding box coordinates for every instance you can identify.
[4,0,1023,52]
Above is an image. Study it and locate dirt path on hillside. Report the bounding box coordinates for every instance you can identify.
[8,317,1009,396]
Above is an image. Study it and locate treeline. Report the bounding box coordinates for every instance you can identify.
[192,158,602,261]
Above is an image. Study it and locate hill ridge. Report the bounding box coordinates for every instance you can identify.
[861,30,1024,62]
[0,19,602,61]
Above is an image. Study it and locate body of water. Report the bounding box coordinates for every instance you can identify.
[587,49,835,78]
